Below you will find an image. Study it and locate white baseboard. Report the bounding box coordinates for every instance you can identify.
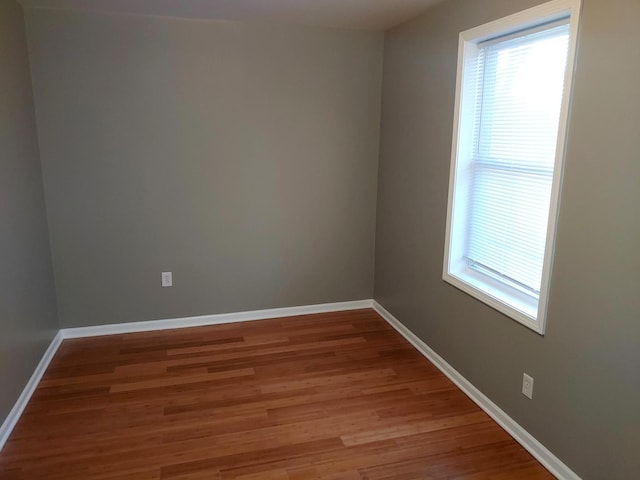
[62,299,374,339]
[0,300,373,453]
[372,301,580,480]
[2,298,579,480]
[0,331,64,452]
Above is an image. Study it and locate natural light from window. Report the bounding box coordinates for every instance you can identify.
[443,0,581,334]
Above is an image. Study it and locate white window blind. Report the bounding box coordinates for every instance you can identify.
[465,22,570,296]
[444,0,581,334]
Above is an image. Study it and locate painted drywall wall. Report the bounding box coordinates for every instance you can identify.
[374,0,640,478]
[0,0,59,422]
[25,9,383,328]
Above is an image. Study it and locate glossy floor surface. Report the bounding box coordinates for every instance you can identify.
[0,309,553,479]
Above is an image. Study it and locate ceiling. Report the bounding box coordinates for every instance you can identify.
[18,0,444,31]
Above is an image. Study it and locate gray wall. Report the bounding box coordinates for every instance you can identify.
[0,0,59,422]
[374,0,640,478]
[25,9,383,328]
[9,1,637,475]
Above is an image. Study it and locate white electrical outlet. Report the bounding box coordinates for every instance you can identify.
[522,373,534,399]
[161,272,173,287]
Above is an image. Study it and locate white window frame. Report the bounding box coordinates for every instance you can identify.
[442,0,582,335]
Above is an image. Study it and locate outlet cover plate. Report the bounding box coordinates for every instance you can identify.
[161,272,173,287]
[522,373,534,399]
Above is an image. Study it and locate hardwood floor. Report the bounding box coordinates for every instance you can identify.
[0,309,553,479]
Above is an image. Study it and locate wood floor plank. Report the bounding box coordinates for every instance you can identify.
[0,309,553,479]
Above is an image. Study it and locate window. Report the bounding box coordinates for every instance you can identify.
[443,0,581,334]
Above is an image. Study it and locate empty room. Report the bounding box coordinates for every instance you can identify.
[1,0,638,478]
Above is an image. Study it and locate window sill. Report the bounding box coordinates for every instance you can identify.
[443,268,544,335]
